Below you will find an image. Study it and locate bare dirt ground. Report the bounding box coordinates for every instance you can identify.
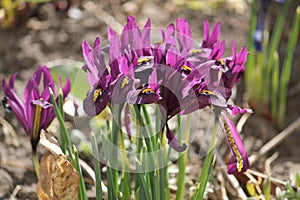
[0,0,300,199]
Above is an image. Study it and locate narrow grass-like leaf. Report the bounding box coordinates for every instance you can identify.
[286,182,295,195]
[109,105,121,198]
[192,115,218,200]
[73,145,88,200]
[271,51,279,121]
[58,89,66,154]
[296,172,300,188]
[176,115,191,200]
[91,132,103,200]
[49,88,73,156]
[264,0,291,101]
[263,177,271,200]
[119,129,131,200]
[245,0,258,98]
[120,172,131,200]
[278,6,300,127]
[50,88,88,199]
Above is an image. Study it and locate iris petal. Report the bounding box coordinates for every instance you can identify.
[166,123,187,152]
[221,114,249,174]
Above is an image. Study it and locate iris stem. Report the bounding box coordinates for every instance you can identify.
[91,132,103,200]
[32,152,40,179]
[176,115,191,200]
[32,103,42,178]
[58,89,66,154]
[107,104,121,199]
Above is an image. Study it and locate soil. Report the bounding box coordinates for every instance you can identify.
[0,0,300,199]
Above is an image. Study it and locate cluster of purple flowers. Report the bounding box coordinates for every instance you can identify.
[82,16,251,174]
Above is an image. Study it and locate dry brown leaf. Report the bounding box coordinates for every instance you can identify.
[38,130,79,200]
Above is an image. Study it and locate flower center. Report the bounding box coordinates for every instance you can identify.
[93,88,103,102]
[181,65,192,75]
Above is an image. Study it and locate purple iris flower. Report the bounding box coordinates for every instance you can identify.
[2,66,71,153]
[82,37,112,116]
[82,16,252,173]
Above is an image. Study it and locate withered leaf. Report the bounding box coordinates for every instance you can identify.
[38,130,79,200]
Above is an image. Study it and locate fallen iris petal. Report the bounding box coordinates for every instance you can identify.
[221,115,249,174]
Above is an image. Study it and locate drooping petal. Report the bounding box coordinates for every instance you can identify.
[2,77,27,132]
[220,114,250,174]
[166,123,187,152]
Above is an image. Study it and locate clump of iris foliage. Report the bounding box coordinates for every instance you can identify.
[245,0,300,128]
[2,16,255,199]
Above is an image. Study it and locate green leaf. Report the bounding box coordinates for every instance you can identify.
[278,6,300,127]
[91,133,103,200]
[192,115,218,200]
[296,172,300,188]
[120,172,131,200]
[263,177,271,200]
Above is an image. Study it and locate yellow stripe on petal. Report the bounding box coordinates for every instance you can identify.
[121,76,130,89]
[33,104,42,141]
[141,88,155,95]
[93,88,103,102]
[189,49,202,54]
[199,90,216,96]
